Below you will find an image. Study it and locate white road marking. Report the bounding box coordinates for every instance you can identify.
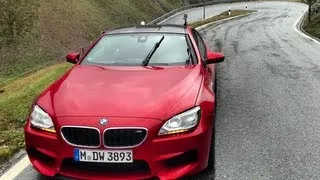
[0,156,30,180]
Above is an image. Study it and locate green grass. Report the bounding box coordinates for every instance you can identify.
[190,10,256,28]
[303,13,320,39]
[0,62,72,164]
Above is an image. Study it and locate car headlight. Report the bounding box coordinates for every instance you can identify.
[158,106,201,136]
[30,105,55,133]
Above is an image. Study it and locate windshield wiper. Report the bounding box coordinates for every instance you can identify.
[142,36,165,66]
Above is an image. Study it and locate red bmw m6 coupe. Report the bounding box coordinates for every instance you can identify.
[24,24,224,180]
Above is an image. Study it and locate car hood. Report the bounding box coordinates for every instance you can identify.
[38,65,203,121]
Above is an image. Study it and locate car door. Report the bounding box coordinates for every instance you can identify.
[192,29,215,92]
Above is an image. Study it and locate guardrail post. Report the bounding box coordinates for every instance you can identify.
[203,0,206,20]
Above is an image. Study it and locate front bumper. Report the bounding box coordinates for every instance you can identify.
[25,115,213,180]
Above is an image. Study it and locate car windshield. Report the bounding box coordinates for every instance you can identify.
[81,33,190,66]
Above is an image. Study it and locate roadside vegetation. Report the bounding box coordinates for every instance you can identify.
[303,13,320,38]
[303,0,320,38]
[190,10,256,28]
[0,62,72,163]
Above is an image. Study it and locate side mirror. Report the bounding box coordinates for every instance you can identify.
[206,51,225,64]
[66,52,80,64]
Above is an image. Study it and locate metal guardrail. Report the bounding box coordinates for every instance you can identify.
[147,0,246,25]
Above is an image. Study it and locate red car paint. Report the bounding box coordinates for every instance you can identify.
[25,25,224,180]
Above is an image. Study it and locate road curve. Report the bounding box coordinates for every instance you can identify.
[191,1,320,179]
[11,1,320,180]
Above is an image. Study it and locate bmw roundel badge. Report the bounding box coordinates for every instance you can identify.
[99,118,108,125]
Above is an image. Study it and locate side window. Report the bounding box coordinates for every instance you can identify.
[192,29,207,61]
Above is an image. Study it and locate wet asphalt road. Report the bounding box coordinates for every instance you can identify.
[13,1,320,180]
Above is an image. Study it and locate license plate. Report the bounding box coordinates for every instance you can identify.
[74,148,133,163]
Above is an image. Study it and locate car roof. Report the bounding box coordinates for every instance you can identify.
[107,24,188,35]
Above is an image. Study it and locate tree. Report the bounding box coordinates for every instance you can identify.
[304,0,317,22]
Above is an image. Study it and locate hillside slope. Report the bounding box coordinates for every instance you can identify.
[0,0,183,83]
